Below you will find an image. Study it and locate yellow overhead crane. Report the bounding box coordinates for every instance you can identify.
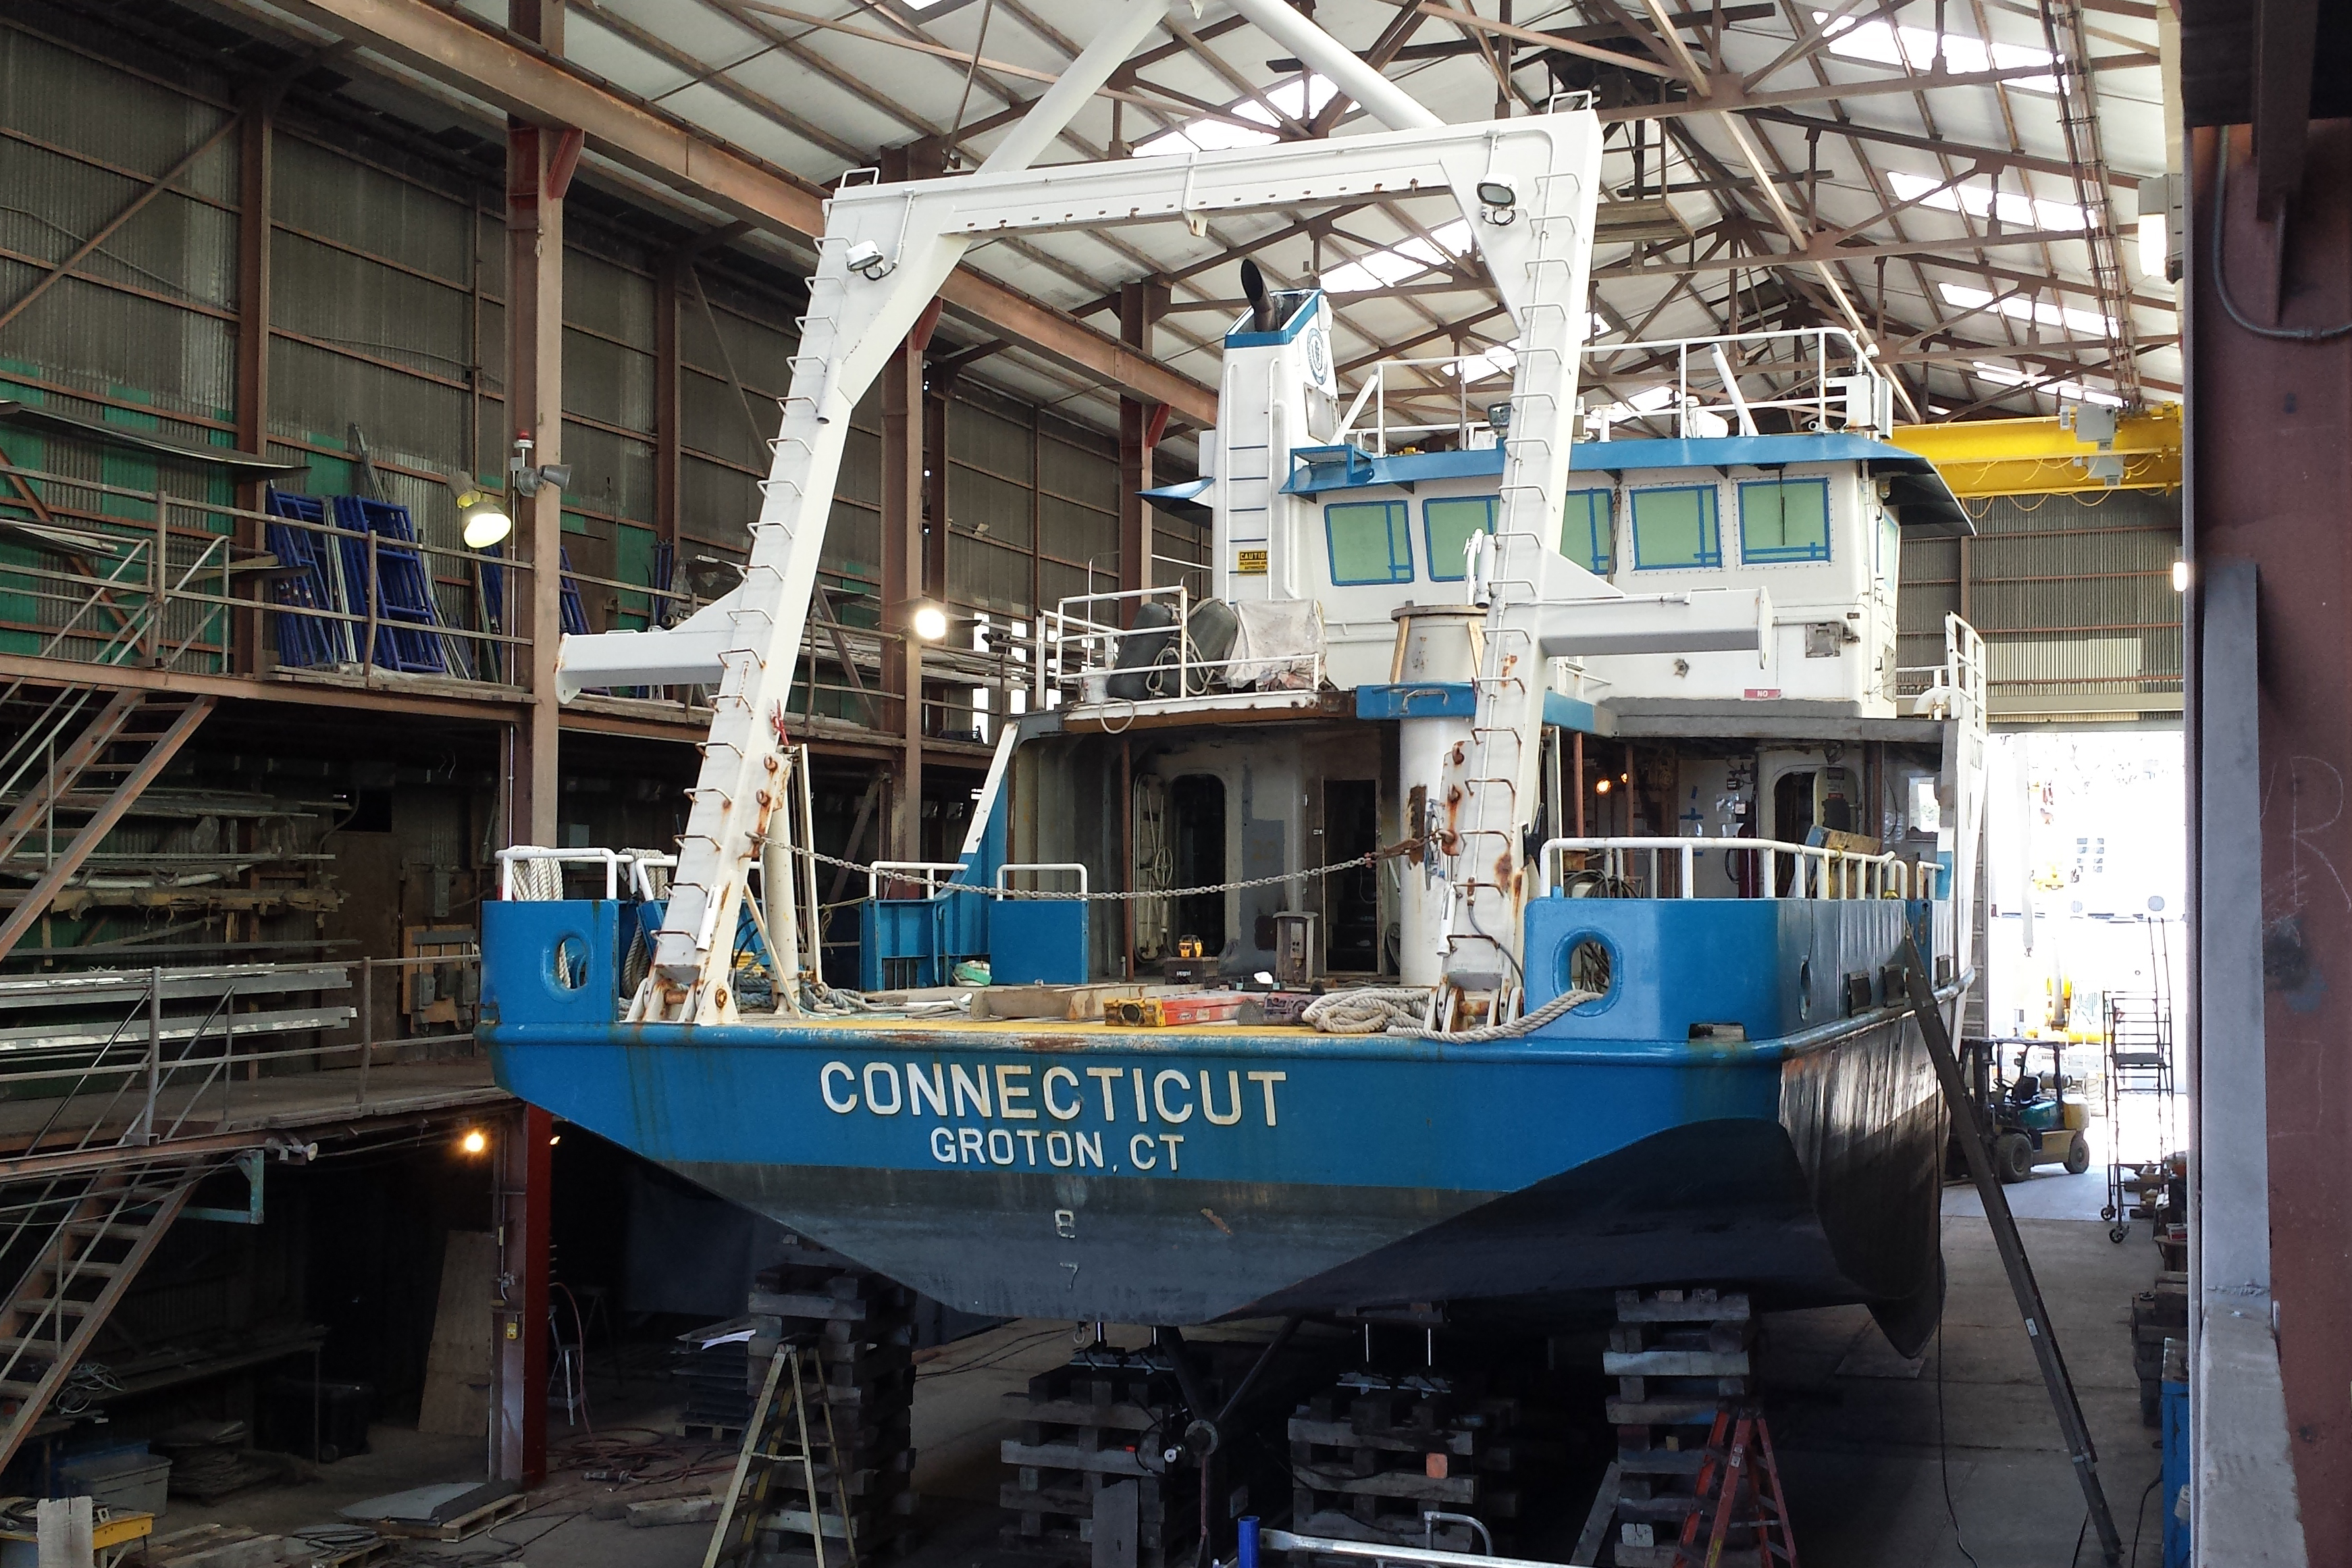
[1889,402,2181,498]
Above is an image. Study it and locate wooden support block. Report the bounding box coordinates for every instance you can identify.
[625,1496,721,1527]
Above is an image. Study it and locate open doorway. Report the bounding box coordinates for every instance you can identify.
[1168,774,1227,955]
[1324,780,1381,972]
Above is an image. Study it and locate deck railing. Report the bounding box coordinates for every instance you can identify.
[1039,583,1324,709]
[1538,835,1942,901]
[0,956,482,1155]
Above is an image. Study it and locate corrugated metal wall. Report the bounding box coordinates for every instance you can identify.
[1898,488,2182,718]
[0,16,1145,668]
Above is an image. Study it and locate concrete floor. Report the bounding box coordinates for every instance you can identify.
[166,1168,2170,1567]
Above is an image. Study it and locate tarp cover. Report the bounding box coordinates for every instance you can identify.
[1227,599,1324,689]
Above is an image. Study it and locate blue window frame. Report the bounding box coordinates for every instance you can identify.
[1561,490,1614,574]
[1325,500,1415,585]
[1737,477,1833,563]
[1630,485,1722,570]
[1423,496,1498,581]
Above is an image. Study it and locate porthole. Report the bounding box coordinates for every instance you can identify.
[553,935,589,991]
[1567,937,1613,999]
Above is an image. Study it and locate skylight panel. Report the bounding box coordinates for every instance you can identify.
[1446,342,1519,381]
[1970,361,2124,406]
[1317,217,1476,294]
[1939,283,2115,339]
[1813,13,2059,92]
[1887,170,2088,232]
[1136,76,1340,157]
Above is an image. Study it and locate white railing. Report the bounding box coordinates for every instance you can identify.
[1332,351,1517,456]
[1896,612,1989,722]
[1583,326,1891,441]
[1037,583,1324,708]
[995,862,1088,898]
[1538,835,1942,901]
[1319,328,1893,468]
[497,846,675,901]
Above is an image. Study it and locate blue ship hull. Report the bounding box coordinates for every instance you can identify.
[481,893,1950,1353]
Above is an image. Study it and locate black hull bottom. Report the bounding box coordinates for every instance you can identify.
[664,1105,1945,1349]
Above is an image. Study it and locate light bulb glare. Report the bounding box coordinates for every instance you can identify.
[912,604,949,642]
[2137,212,2168,282]
[2171,559,2189,593]
[460,495,513,550]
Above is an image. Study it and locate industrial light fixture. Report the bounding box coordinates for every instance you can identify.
[508,434,573,502]
[459,1127,488,1156]
[1475,176,1519,225]
[910,600,950,642]
[845,238,896,281]
[1595,778,1612,795]
[455,486,512,550]
[2172,559,2189,593]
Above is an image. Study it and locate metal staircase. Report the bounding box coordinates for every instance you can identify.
[0,688,215,956]
[0,1158,201,1472]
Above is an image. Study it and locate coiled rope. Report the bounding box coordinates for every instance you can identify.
[1301,988,1431,1035]
[1301,984,1604,1040]
[1382,985,1602,1043]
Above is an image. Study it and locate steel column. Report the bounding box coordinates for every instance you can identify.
[504,82,567,846]
[654,256,680,575]
[233,90,275,675]
[2186,113,2347,1561]
[488,1101,552,1486]
[1118,280,1169,600]
[882,331,926,860]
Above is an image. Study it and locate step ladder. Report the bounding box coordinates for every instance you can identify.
[704,1341,858,1568]
[1671,1407,1796,1568]
[0,1160,203,1473]
[2105,993,2172,1093]
[0,689,215,957]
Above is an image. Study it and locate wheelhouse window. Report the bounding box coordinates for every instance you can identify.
[1738,477,1833,563]
[1423,496,1497,582]
[1561,490,1614,574]
[1630,485,1722,570]
[1325,500,1415,585]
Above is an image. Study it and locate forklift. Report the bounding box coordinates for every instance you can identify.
[1956,1037,2093,1182]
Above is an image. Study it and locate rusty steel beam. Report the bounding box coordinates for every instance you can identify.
[2186,115,2346,1559]
[1596,226,2089,278]
[265,0,1218,424]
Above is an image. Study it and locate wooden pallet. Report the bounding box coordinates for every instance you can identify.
[373,1491,532,1542]
[1000,1355,1193,1568]
[1286,1376,1526,1553]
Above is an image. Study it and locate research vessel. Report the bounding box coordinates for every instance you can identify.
[478,5,1984,1358]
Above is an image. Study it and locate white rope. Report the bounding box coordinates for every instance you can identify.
[1303,988,1432,1035]
[510,859,561,901]
[1384,986,1603,1043]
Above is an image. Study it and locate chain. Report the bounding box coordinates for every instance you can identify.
[763,837,1426,903]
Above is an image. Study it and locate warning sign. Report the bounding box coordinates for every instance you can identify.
[1235,549,1269,575]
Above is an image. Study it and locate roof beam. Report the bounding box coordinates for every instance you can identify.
[1590,59,2149,122]
[1744,107,2078,180]
[1596,226,2087,277]
[267,0,1218,424]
